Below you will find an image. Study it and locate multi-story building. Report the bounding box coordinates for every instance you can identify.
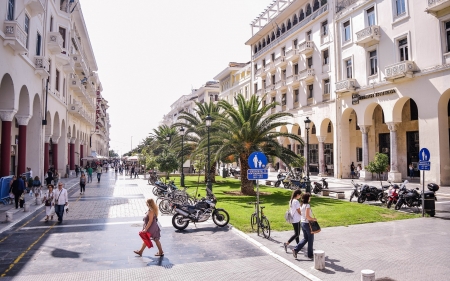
[213,62,251,107]
[334,0,450,184]
[0,0,110,178]
[246,0,337,176]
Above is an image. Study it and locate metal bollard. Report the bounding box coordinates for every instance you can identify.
[313,250,325,270]
[6,211,14,222]
[23,202,31,212]
[361,269,375,281]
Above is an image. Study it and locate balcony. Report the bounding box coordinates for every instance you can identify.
[297,41,314,56]
[335,78,357,93]
[3,21,27,54]
[72,54,88,74]
[70,78,83,91]
[274,79,286,90]
[25,0,45,17]
[264,62,275,73]
[274,56,287,67]
[34,56,49,78]
[256,89,263,96]
[47,32,64,54]
[355,25,380,45]
[385,61,415,81]
[426,0,450,16]
[298,68,315,83]
[255,67,263,77]
[286,48,301,61]
[264,85,276,94]
[63,56,75,73]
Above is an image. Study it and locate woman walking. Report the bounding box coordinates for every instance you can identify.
[45,169,53,186]
[284,189,302,252]
[53,171,60,186]
[292,193,316,260]
[32,176,42,205]
[80,172,87,194]
[134,198,164,257]
[43,184,55,221]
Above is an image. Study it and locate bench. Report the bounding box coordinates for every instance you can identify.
[334,192,345,199]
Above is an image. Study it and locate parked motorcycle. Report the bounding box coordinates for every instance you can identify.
[357,182,389,204]
[313,178,329,194]
[274,172,288,188]
[349,180,361,202]
[171,192,230,230]
[395,181,439,211]
[386,183,400,209]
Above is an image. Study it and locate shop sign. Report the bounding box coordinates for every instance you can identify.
[352,89,396,105]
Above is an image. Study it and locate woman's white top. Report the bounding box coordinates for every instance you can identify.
[300,203,312,223]
[289,199,301,223]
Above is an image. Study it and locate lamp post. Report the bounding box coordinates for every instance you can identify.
[180,127,185,187]
[205,115,212,192]
[304,117,311,193]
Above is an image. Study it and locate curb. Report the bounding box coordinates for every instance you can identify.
[229,224,322,281]
[0,179,80,235]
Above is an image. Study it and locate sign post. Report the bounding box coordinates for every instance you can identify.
[418,148,430,217]
[247,152,268,229]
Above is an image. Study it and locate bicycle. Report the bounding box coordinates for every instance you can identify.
[248,201,270,238]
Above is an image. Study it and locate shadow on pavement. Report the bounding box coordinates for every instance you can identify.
[146,256,173,268]
[324,257,354,274]
[174,226,230,234]
[51,248,81,259]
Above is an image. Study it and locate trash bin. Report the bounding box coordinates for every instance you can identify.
[423,191,436,217]
[222,168,228,178]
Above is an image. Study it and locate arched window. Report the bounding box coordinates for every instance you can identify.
[311,124,316,134]
[271,32,275,41]
[321,0,327,5]
[306,4,312,16]
[293,14,298,25]
[287,20,292,30]
[262,39,266,47]
[258,42,262,50]
[254,46,257,54]
[327,122,332,133]
[276,28,281,37]
[281,23,286,33]
[299,9,305,21]
[313,0,320,11]
[267,35,271,44]
[410,99,418,121]
[297,127,301,135]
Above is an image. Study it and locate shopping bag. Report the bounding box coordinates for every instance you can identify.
[50,206,55,216]
[139,231,153,248]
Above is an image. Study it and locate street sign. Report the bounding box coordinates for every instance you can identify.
[247,152,268,180]
[418,161,430,171]
[419,148,430,161]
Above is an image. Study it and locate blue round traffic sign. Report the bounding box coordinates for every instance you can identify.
[419,148,430,161]
[248,152,268,169]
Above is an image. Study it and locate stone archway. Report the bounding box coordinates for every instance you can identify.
[317,118,334,176]
[15,86,31,175]
[0,74,17,176]
[27,94,41,178]
[340,108,359,178]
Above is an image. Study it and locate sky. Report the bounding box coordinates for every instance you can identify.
[81,0,270,156]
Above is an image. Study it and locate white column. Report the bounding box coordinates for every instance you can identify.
[317,136,327,176]
[359,125,372,180]
[387,122,402,182]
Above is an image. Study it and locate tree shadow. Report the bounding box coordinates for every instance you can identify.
[324,257,354,273]
[51,247,81,259]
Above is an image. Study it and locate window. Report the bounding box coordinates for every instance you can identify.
[262,59,266,67]
[271,75,275,85]
[294,89,299,102]
[287,144,292,151]
[323,49,329,65]
[398,38,409,61]
[343,21,351,42]
[345,59,352,79]
[306,4,312,16]
[307,57,313,68]
[299,9,305,21]
[254,83,258,93]
[293,15,298,25]
[446,21,450,53]
[36,32,42,56]
[306,30,312,41]
[263,79,266,88]
[282,69,286,80]
[410,99,418,120]
[309,144,318,164]
[271,96,276,104]
[263,100,267,107]
[24,14,30,49]
[327,122,332,133]
[55,69,60,92]
[395,0,406,17]
[294,63,299,75]
[293,39,298,49]
[59,27,66,48]
[281,47,286,56]
[7,0,14,21]
[271,53,275,62]
[321,21,328,36]
[367,7,375,26]
[323,79,330,94]
[308,84,313,99]
[297,127,302,136]
[297,144,304,155]
[356,147,363,162]
[245,86,248,99]
[369,50,377,76]
[282,93,286,105]
[63,78,66,98]
[311,125,316,135]
[313,0,320,12]
[50,16,54,32]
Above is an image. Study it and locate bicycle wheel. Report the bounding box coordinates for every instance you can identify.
[250,213,257,231]
[261,216,271,239]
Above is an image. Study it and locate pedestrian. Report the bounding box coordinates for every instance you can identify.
[75,165,80,177]
[80,172,87,194]
[53,183,68,223]
[66,164,70,178]
[134,198,164,257]
[45,169,54,185]
[350,162,355,179]
[131,165,135,179]
[32,176,42,205]
[96,165,102,183]
[53,171,60,186]
[8,175,17,205]
[11,175,25,209]
[292,193,316,260]
[284,189,302,253]
[27,167,33,179]
[409,163,414,179]
[43,184,55,221]
[87,166,93,183]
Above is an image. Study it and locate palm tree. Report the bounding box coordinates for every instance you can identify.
[214,94,303,195]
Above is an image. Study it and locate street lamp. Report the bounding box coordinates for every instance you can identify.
[180,127,185,187]
[205,115,213,192]
[304,117,311,193]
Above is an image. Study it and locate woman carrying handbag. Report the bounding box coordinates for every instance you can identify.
[292,193,317,260]
[284,189,302,252]
[133,199,164,257]
[43,184,55,221]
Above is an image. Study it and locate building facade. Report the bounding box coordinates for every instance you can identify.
[0,0,110,178]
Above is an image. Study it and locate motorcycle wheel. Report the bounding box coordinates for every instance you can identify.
[357,196,365,203]
[394,200,403,210]
[349,191,355,202]
[152,186,158,196]
[158,199,171,215]
[378,193,386,204]
[261,217,271,239]
[172,214,189,230]
[387,200,393,209]
[274,181,281,187]
[250,213,257,231]
[212,209,230,227]
[283,182,291,189]
[313,186,319,194]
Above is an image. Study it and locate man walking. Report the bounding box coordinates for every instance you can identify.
[96,165,102,183]
[54,183,68,223]
[350,162,355,179]
[87,166,93,183]
[130,165,135,179]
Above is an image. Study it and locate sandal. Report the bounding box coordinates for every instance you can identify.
[283,243,288,253]
[133,250,142,257]
[45,217,49,222]
[155,252,164,256]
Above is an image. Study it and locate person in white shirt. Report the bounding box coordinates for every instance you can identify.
[27,167,33,179]
[284,189,302,252]
[54,183,68,223]
[96,165,102,183]
[292,193,316,259]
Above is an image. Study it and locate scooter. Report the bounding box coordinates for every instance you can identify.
[386,183,400,209]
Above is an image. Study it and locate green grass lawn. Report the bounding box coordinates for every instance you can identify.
[165,175,419,233]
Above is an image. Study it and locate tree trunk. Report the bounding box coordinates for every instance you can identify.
[240,153,255,195]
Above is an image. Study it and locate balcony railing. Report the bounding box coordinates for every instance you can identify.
[336,0,358,13]
[298,68,315,82]
[385,61,415,81]
[255,68,263,77]
[335,78,356,93]
[275,56,286,66]
[298,41,314,55]
[3,21,27,54]
[274,79,286,90]
[47,32,64,53]
[426,0,450,15]
[356,25,380,45]
[264,62,275,72]
[34,56,49,78]
[252,4,328,60]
